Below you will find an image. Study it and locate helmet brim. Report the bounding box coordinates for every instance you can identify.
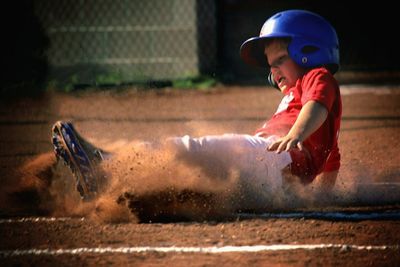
[240,36,269,68]
[240,33,292,68]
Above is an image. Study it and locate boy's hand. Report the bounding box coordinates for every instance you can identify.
[267,135,304,153]
[268,101,328,154]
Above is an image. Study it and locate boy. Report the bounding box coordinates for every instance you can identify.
[240,9,341,190]
[52,9,341,219]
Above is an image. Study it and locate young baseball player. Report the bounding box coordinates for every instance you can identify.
[52,9,341,208]
[240,9,341,192]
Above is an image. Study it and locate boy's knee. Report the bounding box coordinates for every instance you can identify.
[314,170,338,192]
[166,135,195,154]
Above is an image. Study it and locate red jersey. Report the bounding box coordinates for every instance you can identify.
[255,67,342,183]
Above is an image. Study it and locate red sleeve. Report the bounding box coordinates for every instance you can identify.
[300,68,336,112]
[300,67,342,174]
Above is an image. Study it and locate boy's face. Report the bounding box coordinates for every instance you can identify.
[264,39,305,93]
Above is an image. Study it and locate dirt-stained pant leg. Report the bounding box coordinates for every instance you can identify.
[167,134,292,211]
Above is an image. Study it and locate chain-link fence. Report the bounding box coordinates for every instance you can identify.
[4,0,400,97]
[34,0,217,87]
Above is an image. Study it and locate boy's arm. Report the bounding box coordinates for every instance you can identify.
[268,100,328,153]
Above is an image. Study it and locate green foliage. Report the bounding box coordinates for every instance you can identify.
[94,72,124,86]
[172,75,218,90]
[65,75,79,92]
[46,73,218,93]
[46,74,79,92]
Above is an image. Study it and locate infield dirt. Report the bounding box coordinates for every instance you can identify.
[0,85,399,266]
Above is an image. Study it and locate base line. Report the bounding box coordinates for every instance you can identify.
[0,244,398,257]
[0,217,85,224]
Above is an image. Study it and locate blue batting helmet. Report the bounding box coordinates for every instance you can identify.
[240,9,340,74]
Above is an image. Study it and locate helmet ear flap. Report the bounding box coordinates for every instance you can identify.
[268,72,279,90]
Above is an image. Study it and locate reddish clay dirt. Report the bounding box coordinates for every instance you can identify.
[0,85,400,266]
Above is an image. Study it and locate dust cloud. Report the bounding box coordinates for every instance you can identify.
[4,135,400,223]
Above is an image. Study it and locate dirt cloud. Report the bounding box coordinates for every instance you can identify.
[4,136,400,223]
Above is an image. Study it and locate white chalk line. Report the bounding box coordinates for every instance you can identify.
[0,244,398,257]
[0,217,85,224]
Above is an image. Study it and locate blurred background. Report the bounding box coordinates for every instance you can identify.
[3,0,400,97]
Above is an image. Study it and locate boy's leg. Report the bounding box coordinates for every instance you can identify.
[51,121,106,200]
[167,134,292,194]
